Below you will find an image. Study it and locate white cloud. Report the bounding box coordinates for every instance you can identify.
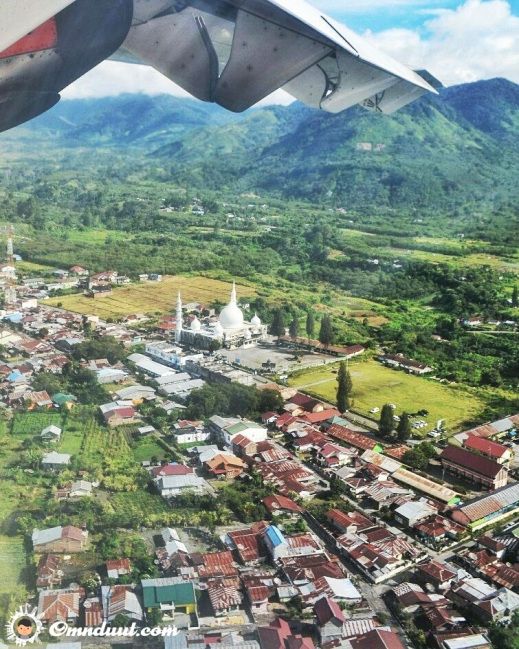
[363,0,519,85]
[61,61,191,99]
[63,0,519,102]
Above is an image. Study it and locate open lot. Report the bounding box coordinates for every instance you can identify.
[220,341,333,372]
[132,435,169,463]
[11,411,63,437]
[289,359,488,433]
[45,275,256,319]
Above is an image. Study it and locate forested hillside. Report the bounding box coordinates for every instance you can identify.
[3,78,518,216]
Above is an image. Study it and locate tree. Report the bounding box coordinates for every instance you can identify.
[336,361,352,414]
[289,316,298,339]
[306,311,315,338]
[319,314,333,346]
[269,309,285,337]
[379,404,394,437]
[397,412,412,441]
[512,285,518,308]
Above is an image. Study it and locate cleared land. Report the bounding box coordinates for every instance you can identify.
[45,275,256,318]
[289,359,487,433]
[11,411,63,437]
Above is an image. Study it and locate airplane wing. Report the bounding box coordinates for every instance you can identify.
[0,0,439,134]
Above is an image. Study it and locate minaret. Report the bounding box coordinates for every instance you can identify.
[230,280,237,305]
[175,292,183,343]
[4,224,16,306]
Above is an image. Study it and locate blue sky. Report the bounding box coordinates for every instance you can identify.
[313,0,465,31]
[64,0,519,99]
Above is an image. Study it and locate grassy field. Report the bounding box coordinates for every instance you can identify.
[0,536,27,604]
[11,411,63,437]
[132,435,168,462]
[46,275,256,318]
[289,359,488,433]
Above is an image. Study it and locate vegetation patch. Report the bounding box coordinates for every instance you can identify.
[46,275,255,318]
[289,359,488,433]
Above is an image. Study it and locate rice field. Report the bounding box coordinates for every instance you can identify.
[45,275,256,318]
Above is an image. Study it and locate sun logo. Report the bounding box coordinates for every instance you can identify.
[5,604,43,646]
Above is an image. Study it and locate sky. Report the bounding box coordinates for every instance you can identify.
[63,0,519,101]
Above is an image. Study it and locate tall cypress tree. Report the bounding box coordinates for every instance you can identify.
[379,404,395,437]
[269,309,285,337]
[336,361,353,413]
[319,314,333,346]
[306,311,315,338]
[397,412,412,441]
[289,316,299,339]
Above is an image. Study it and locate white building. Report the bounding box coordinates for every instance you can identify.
[176,282,267,350]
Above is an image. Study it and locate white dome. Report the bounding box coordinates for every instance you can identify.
[190,316,201,331]
[251,313,261,326]
[219,280,244,330]
[219,303,244,330]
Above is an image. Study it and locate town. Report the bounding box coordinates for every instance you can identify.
[0,235,517,649]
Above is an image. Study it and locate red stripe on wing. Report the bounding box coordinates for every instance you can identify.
[0,18,58,59]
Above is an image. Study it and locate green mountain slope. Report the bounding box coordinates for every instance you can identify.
[1,78,518,213]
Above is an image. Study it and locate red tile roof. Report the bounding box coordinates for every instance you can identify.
[106,558,131,572]
[150,463,193,477]
[263,494,303,514]
[351,629,405,649]
[417,560,456,584]
[441,446,505,478]
[464,435,509,459]
[314,596,345,625]
[298,410,340,424]
[327,424,378,451]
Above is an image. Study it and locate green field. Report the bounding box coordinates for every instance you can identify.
[289,359,488,433]
[11,411,63,437]
[46,275,256,319]
[132,436,168,462]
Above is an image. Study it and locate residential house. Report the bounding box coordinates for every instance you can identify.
[350,629,405,649]
[394,500,438,528]
[314,596,346,644]
[32,526,88,554]
[38,588,84,624]
[41,425,62,443]
[99,402,139,427]
[379,353,433,375]
[327,425,383,453]
[263,526,321,562]
[414,515,466,547]
[416,560,458,591]
[106,558,131,580]
[42,451,71,471]
[263,495,303,518]
[141,578,197,616]
[101,585,143,622]
[208,415,268,447]
[316,442,355,468]
[155,473,212,499]
[226,522,268,565]
[204,453,246,480]
[207,580,242,617]
[257,618,314,649]
[36,554,63,589]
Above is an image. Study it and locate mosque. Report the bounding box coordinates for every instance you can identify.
[175,281,267,350]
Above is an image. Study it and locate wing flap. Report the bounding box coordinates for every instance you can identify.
[214,10,330,112]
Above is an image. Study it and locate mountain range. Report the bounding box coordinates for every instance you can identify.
[2,78,519,211]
